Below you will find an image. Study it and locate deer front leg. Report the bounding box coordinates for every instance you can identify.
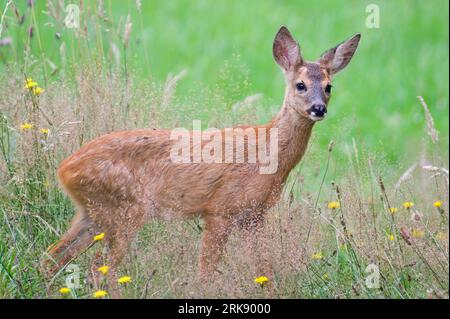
[239,212,274,287]
[198,215,232,281]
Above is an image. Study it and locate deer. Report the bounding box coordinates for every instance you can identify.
[43,26,360,298]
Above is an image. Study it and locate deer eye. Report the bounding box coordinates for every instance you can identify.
[325,84,332,94]
[296,82,307,92]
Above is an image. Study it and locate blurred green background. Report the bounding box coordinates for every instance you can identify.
[1,0,448,167]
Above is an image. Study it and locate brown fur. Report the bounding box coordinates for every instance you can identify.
[44,26,360,298]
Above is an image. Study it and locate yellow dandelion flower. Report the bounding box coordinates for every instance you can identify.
[25,78,38,89]
[312,251,323,260]
[97,265,110,275]
[322,273,329,280]
[118,276,132,284]
[388,234,395,242]
[436,231,446,241]
[327,201,340,209]
[33,87,44,96]
[254,276,269,285]
[93,232,105,241]
[389,207,398,214]
[433,201,442,208]
[93,290,108,298]
[59,287,70,295]
[20,122,33,130]
[40,128,49,134]
[403,202,414,209]
[411,229,424,239]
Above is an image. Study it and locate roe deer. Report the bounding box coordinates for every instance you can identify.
[44,26,360,297]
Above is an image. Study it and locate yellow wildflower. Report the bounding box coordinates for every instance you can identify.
[322,273,329,280]
[436,231,446,241]
[312,251,323,260]
[93,290,108,298]
[388,234,395,242]
[254,276,269,286]
[118,276,132,284]
[59,287,70,295]
[20,122,33,130]
[411,229,424,239]
[403,202,414,209]
[389,207,398,214]
[25,78,37,89]
[433,201,442,208]
[33,87,44,96]
[93,232,105,241]
[40,128,49,135]
[97,265,110,275]
[327,201,340,209]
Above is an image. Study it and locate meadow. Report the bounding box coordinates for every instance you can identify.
[0,0,448,298]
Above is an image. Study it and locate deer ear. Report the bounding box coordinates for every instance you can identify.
[273,26,303,72]
[318,33,361,75]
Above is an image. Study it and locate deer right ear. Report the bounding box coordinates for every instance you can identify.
[273,26,303,72]
[318,33,361,75]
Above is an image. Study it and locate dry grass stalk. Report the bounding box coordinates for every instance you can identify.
[395,163,417,191]
[417,96,439,144]
[161,69,188,108]
[123,14,132,48]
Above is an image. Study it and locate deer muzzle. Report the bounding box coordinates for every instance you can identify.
[307,104,327,121]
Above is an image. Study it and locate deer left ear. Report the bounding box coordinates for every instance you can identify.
[318,33,361,75]
[273,26,303,72]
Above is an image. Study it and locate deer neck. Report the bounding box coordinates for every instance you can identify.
[270,103,315,180]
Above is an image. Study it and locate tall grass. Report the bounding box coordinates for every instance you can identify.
[0,1,448,299]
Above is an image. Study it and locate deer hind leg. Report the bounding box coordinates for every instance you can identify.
[198,215,232,281]
[43,209,97,278]
[103,235,130,298]
[92,205,146,299]
[88,250,105,289]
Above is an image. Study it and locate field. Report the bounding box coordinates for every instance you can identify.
[0,0,448,299]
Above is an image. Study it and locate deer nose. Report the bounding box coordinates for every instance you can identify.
[308,104,327,118]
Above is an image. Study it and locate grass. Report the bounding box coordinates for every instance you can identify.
[0,0,448,298]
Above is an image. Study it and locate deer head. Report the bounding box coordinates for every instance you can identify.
[273,26,360,121]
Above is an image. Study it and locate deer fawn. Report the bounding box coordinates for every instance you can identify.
[44,26,360,297]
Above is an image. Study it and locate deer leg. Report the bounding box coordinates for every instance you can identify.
[239,212,274,286]
[103,233,133,299]
[89,250,105,290]
[43,210,97,278]
[198,215,232,281]
[87,203,147,298]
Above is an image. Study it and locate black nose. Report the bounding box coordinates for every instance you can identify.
[309,104,327,117]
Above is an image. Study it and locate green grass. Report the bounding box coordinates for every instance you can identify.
[0,0,448,299]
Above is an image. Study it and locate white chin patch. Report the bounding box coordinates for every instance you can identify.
[308,112,326,122]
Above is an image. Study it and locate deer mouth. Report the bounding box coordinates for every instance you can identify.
[306,104,327,121]
[307,110,327,121]
[308,113,326,121]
